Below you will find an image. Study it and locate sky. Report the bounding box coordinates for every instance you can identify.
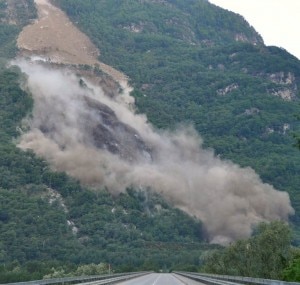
[209,0,300,60]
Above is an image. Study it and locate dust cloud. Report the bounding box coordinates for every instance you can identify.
[14,59,294,244]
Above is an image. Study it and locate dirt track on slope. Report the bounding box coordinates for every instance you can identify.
[17,0,127,82]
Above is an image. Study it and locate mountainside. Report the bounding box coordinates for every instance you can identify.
[0,0,207,280]
[0,0,300,281]
[54,0,300,230]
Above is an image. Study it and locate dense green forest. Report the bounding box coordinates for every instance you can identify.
[1,0,300,282]
[54,0,300,233]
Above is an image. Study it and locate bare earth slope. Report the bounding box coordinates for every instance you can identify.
[17,0,127,83]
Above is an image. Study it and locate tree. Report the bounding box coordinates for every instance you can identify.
[283,257,300,281]
[202,221,292,279]
[249,221,292,278]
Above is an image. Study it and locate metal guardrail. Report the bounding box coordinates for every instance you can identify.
[175,272,300,285]
[0,271,149,285]
[175,272,244,285]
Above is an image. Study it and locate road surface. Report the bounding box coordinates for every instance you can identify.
[115,273,205,285]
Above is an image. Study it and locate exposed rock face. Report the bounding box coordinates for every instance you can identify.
[235,33,260,45]
[268,72,295,85]
[18,59,152,163]
[16,0,152,162]
[244,107,260,116]
[122,23,144,33]
[267,72,298,101]
[84,96,152,162]
[272,88,296,101]
[217,83,239,96]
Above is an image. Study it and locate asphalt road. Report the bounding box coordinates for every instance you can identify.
[115,273,205,285]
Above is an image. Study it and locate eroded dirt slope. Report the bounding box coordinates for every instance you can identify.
[17,0,127,82]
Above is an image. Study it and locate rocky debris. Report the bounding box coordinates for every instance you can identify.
[283,123,290,134]
[17,0,128,83]
[45,187,68,212]
[17,0,99,66]
[272,88,296,101]
[266,127,275,134]
[268,72,295,85]
[67,220,78,235]
[244,107,260,116]
[235,33,260,45]
[16,0,151,163]
[122,23,144,33]
[84,96,152,162]
[265,123,290,136]
[217,83,239,96]
[253,71,298,101]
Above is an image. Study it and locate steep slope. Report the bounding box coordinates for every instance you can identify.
[53,0,300,236]
[0,0,299,280]
[17,0,99,65]
[0,67,206,278]
[12,0,293,246]
[0,0,206,279]
[17,0,127,83]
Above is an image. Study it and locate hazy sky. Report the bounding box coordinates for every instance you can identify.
[209,0,300,59]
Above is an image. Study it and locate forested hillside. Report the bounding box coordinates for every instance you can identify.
[1,0,300,282]
[54,0,300,233]
[0,0,208,281]
[0,65,206,280]
[0,65,206,279]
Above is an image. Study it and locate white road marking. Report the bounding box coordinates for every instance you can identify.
[152,275,161,285]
